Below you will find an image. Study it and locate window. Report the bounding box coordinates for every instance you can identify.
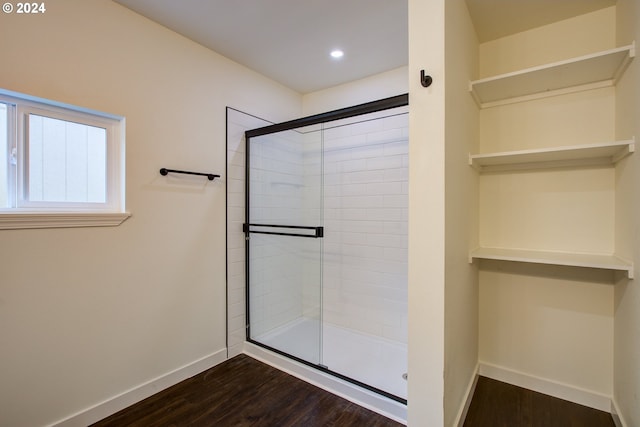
[0,88,128,229]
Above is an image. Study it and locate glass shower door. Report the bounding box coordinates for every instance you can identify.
[245,124,323,366]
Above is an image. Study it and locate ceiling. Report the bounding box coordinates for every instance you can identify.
[114,0,616,94]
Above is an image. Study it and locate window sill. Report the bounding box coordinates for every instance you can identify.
[0,211,131,230]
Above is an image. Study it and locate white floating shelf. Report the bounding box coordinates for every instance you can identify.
[469,247,634,279]
[469,139,635,172]
[469,43,635,108]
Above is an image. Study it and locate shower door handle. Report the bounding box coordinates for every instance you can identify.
[243,223,324,238]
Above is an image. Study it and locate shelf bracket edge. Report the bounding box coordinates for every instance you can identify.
[612,137,635,164]
[468,81,482,108]
[612,42,635,85]
[468,249,479,264]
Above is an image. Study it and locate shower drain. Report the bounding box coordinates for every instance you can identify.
[402,373,408,381]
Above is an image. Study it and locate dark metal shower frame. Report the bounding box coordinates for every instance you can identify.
[243,93,409,404]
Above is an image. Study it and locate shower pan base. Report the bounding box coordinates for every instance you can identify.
[243,341,408,424]
[254,317,407,399]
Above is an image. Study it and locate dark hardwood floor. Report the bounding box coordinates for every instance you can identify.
[463,376,616,427]
[91,354,403,427]
[91,356,616,427]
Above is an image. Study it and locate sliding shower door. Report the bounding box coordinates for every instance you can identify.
[245,95,409,402]
[245,124,324,366]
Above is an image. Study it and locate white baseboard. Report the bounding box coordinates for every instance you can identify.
[50,349,228,427]
[243,342,407,424]
[454,364,479,427]
[228,343,244,358]
[478,362,612,412]
[611,398,627,427]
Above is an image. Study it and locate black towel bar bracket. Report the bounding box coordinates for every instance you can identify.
[159,168,220,181]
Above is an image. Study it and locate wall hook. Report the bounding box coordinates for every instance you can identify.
[420,70,433,88]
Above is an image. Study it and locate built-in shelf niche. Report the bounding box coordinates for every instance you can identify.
[469,139,635,173]
[469,43,635,108]
[469,247,634,279]
[469,41,636,278]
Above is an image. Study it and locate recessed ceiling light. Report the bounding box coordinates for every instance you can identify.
[330,49,344,59]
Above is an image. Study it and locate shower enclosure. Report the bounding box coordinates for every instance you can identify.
[244,95,408,402]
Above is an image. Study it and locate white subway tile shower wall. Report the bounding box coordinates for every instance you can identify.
[249,126,323,339]
[226,109,271,358]
[322,107,408,343]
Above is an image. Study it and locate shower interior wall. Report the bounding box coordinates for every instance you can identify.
[248,124,322,337]
[227,109,272,358]
[321,109,409,342]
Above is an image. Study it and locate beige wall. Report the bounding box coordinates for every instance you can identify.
[478,7,617,78]
[614,0,640,425]
[443,0,479,425]
[408,0,446,424]
[0,2,301,426]
[477,8,617,400]
[302,66,408,115]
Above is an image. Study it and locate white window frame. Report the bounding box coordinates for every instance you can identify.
[0,88,129,229]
